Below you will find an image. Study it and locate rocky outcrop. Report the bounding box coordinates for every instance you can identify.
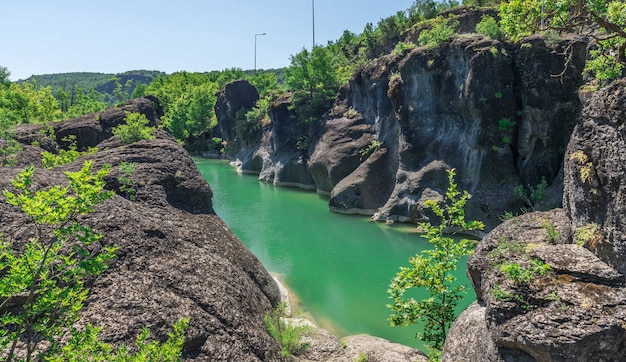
[442,79,626,361]
[216,88,317,189]
[1,98,283,361]
[564,78,626,276]
[322,33,585,230]
[217,10,586,230]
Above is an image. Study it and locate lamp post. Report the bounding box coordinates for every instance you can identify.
[312,0,315,48]
[254,32,266,73]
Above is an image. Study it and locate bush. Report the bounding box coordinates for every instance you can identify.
[475,15,503,40]
[264,303,309,358]
[388,169,484,357]
[41,135,97,169]
[112,111,156,144]
[1,161,116,360]
[0,162,187,361]
[418,16,459,49]
[48,319,188,362]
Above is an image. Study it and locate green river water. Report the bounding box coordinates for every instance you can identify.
[194,158,475,350]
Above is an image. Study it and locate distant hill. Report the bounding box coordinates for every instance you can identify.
[20,70,166,104]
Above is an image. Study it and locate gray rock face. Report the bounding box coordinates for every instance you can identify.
[443,80,626,361]
[217,23,586,231]
[443,209,626,361]
[563,78,626,276]
[1,98,283,361]
[329,34,585,230]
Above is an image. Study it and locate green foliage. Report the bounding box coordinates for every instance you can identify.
[498,118,516,131]
[0,81,62,124]
[118,162,137,201]
[286,46,342,123]
[41,135,98,169]
[164,82,219,141]
[418,16,459,49]
[264,302,309,358]
[574,223,601,248]
[112,112,156,144]
[48,319,188,362]
[499,259,551,285]
[499,0,626,81]
[393,41,417,57]
[513,176,548,211]
[490,284,513,300]
[359,140,382,161]
[1,162,188,360]
[355,351,369,362]
[0,115,22,167]
[0,66,10,86]
[387,169,484,356]
[146,70,247,143]
[476,15,503,40]
[1,161,116,361]
[541,218,560,243]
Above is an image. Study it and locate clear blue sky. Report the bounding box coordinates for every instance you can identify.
[4,0,415,81]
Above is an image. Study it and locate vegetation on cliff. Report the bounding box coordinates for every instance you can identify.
[388,170,484,360]
[0,161,187,361]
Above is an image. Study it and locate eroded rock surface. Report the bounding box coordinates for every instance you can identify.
[1,98,283,361]
[443,79,626,361]
[217,9,586,231]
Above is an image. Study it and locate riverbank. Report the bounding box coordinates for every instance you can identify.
[271,275,428,361]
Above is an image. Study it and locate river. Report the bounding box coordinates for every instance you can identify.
[194,158,475,351]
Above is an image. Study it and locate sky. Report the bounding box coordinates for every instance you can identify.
[4,0,416,81]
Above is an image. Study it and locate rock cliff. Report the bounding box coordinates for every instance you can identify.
[216,11,586,231]
[2,97,284,361]
[442,79,626,361]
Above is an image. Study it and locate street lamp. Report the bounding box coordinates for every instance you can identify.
[254,32,266,73]
[312,0,315,48]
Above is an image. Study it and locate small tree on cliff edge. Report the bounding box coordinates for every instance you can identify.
[499,0,626,81]
[387,169,484,360]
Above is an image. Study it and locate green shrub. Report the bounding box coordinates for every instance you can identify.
[498,118,516,131]
[41,135,98,169]
[118,161,137,201]
[418,16,459,49]
[499,259,551,285]
[48,319,188,362]
[574,223,601,248]
[475,15,503,40]
[387,169,484,356]
[0,161,187,361]
[0,116,22,166]
[112,111,156,144]
[1,161,116,361]
[359,140,382,161]
[264,303,309,358]
[514,176,548,211]
[393,41,416,56]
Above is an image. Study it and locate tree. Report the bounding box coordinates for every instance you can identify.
[0,67,10,87]
[1,161,116,361]
[285,46,341,123]
[0,162,188,361]
[0,82,62,124]
[499,0,626,80]
[387,169,484,359]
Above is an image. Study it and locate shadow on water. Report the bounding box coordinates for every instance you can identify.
[194,158,476,351]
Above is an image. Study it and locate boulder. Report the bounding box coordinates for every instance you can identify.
[1,98,283,361]
[442,208,626,361]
